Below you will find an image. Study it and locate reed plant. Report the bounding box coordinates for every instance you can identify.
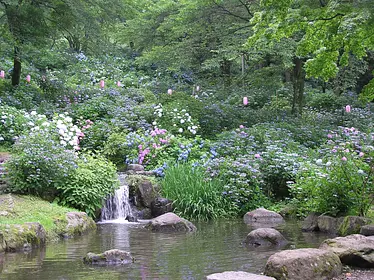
[161,163,236,220]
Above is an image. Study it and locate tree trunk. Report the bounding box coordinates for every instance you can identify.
[12,46,21,86]
[291,57,305,115]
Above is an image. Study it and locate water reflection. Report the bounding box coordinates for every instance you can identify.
[0,219,334,280]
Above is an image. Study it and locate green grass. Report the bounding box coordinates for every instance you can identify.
[0,194,77,232]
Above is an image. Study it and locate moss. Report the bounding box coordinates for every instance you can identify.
[0,194,96,248]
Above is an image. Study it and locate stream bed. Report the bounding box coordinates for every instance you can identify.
[0,219,333,280]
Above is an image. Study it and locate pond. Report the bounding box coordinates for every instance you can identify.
[0,219,333,280]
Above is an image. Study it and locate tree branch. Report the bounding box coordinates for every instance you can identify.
[212,0,250,22]
[237,0,253,17]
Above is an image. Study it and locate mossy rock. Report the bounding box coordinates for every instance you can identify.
[54,212,96,239]
[0,222,46,252]
[337,216,371,236]
[83,249,134,265]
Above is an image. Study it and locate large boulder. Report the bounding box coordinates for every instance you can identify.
[206,271,276,280]
[0,222,46,252]
[319,234,374,268]
[83,249,134,265]
[244,228,288,247]
[56,212,96,238]
[151,197,173,217]
[265,248,342,280]
[145,212,197,232]
[301,213,319,232]
[317,215,338,234]
[243,208,284,228]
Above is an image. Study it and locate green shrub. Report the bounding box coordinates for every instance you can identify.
[161,163,236,220]
[290,154,374,217]
[55,154,119,218]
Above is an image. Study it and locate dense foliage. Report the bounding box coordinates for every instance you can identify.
[1,0,374,220]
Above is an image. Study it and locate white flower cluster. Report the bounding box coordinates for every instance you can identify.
[54,114,83,150]
[153,104,199,135]
[27,111,83,151]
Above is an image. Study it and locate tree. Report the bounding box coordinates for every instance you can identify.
[0,0,126,86]
[246,0,374,112]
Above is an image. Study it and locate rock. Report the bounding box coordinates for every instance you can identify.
[302,213,319,232]
[151,197,173,217]
[137,180,157,208]
[360,225,374,236]
[136,208,152,220]
[265,248,342,280]
[126,164,144,172]
[56,212,96,238]
[146,212,197,232]
[206,271,276,280]
[0,222,46,252]
[320,234,374,268]
[244,228,288,247]
[243,208,284,228]
[83,249,134,265]
[337,216,371,236]
[317,215,338,234]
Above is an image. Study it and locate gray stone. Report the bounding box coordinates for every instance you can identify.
[360,225,374,236]
[151,197,173,217]
[146,212,197,232]
[83,249,134,265]
[244,228,288,247]
[317,215,338,234]
[319,234,374,268]
[206,271,276,280]
[301,213,319,232]
[137,180,157,208]
[243,208,284,228]
[265,248,342,280]
[126,164,144,172]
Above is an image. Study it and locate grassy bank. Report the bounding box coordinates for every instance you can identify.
[0,194,79,240]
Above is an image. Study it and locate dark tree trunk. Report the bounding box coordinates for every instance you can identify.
[291,57,305,115]
[12,46,21,86]
[220,58,232,87]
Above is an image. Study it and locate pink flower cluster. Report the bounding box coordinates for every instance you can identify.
[82,119,94,130]
[138,145,151,165]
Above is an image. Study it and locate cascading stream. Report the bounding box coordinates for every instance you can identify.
[100,174,133,223]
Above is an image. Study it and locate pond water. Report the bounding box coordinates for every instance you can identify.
[0,219,333,280]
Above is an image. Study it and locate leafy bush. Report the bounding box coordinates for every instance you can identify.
[55,154,119,218]
[161,163,236,220]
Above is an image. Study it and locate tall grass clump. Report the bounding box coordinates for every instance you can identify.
[161,163,236,220]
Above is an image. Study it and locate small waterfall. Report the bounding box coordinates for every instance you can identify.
[100,174,133,223]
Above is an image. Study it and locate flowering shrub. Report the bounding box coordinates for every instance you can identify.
[205,156,271,214]
[0,105,28,145]
[6,132,78,198]
[103,129,210,171]
[290,126,374,217]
